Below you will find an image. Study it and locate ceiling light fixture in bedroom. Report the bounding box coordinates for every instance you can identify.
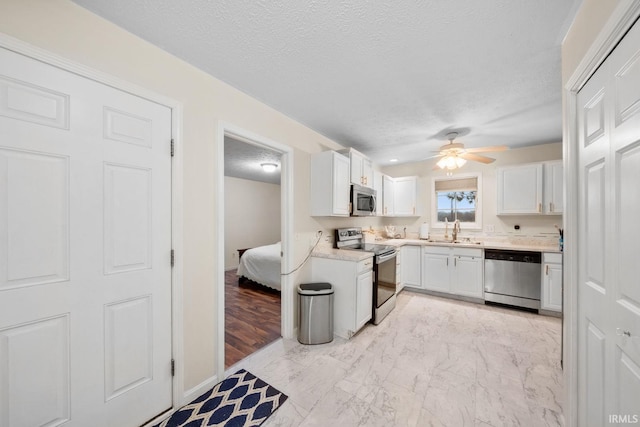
[260,163,278,173]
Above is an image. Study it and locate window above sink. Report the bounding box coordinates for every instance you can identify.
[431,173,482,230]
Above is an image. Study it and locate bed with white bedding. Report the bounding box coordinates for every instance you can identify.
[236,242,281,291]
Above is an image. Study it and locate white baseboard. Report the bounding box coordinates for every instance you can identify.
[182,374,220,405]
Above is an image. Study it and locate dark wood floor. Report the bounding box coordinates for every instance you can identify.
[225,269,281,368]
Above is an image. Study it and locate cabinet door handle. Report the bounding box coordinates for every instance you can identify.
[549,202,553,212]
[545,265,549,275]
[446,258,449,267]
[538,203,542,213]
[454,257,457,267]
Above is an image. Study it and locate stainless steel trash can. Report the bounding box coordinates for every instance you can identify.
[297,283,334,345]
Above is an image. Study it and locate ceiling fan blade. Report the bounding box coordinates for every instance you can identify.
[423,153,445,160]
[464,145,508,153]
[460,152,496,164]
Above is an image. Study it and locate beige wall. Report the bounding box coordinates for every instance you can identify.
[224,177,281,270]
[0,0,344,391]
[381,142,563,239]
[561,0,618,84]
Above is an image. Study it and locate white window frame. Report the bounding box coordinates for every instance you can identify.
[431,173,482,230]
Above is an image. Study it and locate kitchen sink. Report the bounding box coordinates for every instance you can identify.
[427,239,482,245]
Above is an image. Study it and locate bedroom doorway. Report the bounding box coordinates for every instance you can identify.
[216,125,294,375]
[223,136,282,368]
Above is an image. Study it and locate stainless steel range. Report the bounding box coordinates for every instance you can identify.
[334,227,398,324]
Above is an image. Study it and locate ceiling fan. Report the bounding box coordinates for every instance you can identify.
[431,132,508,170]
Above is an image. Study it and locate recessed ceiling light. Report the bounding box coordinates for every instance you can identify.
[390,158,398,162]
[260,162,278,173]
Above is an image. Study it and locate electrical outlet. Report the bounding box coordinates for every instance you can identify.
[485,224,495,233]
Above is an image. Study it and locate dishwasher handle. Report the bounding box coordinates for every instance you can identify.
[484,249,541,263]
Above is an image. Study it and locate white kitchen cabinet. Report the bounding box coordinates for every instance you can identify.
[311,256,374,339]
[422,246,483,298]
[382,175,395,216]
[544,161,563,215]
[356,269,374,331]
[497,161,563,215]
[393,176,418,216]
[450,250,483,298]
[422,246,450,293]
[310,151,350,216]
[373,171,383,217]
[382,175,418,217]
[340,148,374,188]
[401,245,422,289]
[497,163,543,214]
[541,252,563,312]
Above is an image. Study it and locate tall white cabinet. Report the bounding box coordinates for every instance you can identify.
[310,151,350,216]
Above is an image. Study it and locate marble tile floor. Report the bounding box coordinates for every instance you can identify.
[229,290,563,427]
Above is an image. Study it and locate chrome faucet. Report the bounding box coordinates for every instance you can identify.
[452,220,461,241]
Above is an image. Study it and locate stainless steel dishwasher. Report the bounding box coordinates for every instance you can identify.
[484,249,542,310]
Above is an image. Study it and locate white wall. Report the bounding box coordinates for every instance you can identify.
[380,142,563,239]
[0,0,344,392]
[224,177,281,270]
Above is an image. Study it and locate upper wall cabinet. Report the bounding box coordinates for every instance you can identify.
[544,161,563,215]
[393,176,418,216]
[310,151,350,216]
[340,148,374,188]
[373,171,384,216]
[382,175,395,216]
[382,175,419,217]
[497,161,562,215]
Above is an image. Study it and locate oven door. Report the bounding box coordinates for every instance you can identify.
[374,251,397,309]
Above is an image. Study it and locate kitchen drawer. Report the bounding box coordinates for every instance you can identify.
[543,252,562,264]
[357,257,374,273]
[423,246,450,255]
[454,247,483,258]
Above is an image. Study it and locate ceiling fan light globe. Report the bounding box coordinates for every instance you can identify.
[455,157,467,168]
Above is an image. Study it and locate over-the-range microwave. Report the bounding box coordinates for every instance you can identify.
[351,184,377,216]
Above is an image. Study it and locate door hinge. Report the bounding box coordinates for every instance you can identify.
[170,139,175,157]
[171,359,175,377]
[171,249,175,267]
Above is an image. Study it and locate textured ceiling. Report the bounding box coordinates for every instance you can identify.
[224,136,282,185]
[73,0,581,166]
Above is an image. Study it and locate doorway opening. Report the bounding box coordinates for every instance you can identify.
[223,136,282,367]
[216,124,294,376]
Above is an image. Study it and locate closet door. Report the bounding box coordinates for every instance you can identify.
[576,18,640,426]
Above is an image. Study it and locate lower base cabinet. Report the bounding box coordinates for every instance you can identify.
[401,245,422,289]
[422,246,483,298]
[310,256,374,339]
[541,252,563,312]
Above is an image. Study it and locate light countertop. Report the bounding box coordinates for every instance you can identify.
[311,247,374,261]
[382,238,562,253]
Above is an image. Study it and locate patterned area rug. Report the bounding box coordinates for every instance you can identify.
[156,369,288,427]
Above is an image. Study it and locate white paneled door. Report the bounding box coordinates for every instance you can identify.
[0,47,172,426]
[577,18,640,426]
